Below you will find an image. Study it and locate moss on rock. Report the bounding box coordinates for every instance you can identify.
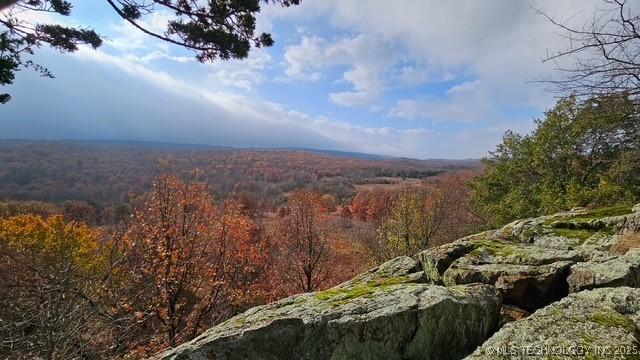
[314,275,414,305]
[590,309,636,332]
[467,287,640,360]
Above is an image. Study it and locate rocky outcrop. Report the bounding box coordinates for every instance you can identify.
[156,257,501,360]
[467,287,640,359]
[568,249,640,292]
[417,204,640,312]
[153,204,640,360]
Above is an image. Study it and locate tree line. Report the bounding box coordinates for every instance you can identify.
[472,93,640,226]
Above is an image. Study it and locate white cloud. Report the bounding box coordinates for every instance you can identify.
[275,0,601,119]
[391,65,451,87]
[4,0,605,158]
[283,34,396,106]
[328,66,384,106]
[21,44,484,157]
[123,51,191,64]
[106,11,173,52]
[446,79,481,95]
[206,49,272,91]
[282,36,326,81]
[103,12,271,92]
[388,80,493,123]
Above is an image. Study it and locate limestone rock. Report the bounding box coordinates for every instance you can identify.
[443,258,572,311]
[429,205,640,311]
[346,255,424,285]
[154,257,501,360]
[567,249,640,292]
[467,287,640,360]
[499,305,529,326]
[415,241,476,284]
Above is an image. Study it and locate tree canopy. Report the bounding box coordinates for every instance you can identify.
[0,0,299,103]
[471,93,640,226]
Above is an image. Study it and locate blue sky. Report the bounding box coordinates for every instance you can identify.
[0,0,601,158]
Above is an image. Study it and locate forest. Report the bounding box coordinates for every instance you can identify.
[1,92,639,358]
[2,0,640,358]
[0,140,477,205]
[0,142,487,358]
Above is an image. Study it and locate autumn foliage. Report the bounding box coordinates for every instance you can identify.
[272,190,332,294]
[0,215,106,359]
[113,174,268,355]
[0,175,273,359]
[350,188,396,222]
[353,172,486,262]
[0,169,485,358]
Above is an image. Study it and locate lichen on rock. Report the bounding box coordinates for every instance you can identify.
[568,249,640,293]
[467,287,640,360]
[153,257,501,360]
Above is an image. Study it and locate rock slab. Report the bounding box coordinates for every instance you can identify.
[154,257,501,360]
[467,287,640,360]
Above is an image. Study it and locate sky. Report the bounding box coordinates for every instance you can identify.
[0,0,603,159]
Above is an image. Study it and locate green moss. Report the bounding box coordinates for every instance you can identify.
[551,228,595,241]
[314,275,412,305]
[234,317,248,327]
[469,239,516,257]
[590,309,636,332]
[581,334,598,345]
[315,286,375,303]
[495,225,539,242]
[521,228,537,241]
[468,239,544,261]
[547,206,633,225]
[543,206,624,242]
[293,296,308,305]
[577,206,633,220]
[495,225,514,240]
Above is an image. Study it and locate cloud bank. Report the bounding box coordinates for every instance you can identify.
[0,0,602,158]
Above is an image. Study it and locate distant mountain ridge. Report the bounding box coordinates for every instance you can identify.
[0,139,480,164]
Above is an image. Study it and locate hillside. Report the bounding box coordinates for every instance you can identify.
[0,140,479,205]
[155,204,640,359]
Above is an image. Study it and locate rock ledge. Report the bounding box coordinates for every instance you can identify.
[154,204,640,360]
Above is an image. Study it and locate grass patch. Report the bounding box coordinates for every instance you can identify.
[543,205,633,227]
[551,228,595,241]
[590,309,636,332]
[577,206,633,220]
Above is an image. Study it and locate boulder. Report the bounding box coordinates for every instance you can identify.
[467,287,640,360]
[346,255,424,284]
[443,259,572,311]
[567,249,640,292]
[435,240,581,311]
[415,241,476,284]
[154,257,501,360]
[426,205,640,311]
